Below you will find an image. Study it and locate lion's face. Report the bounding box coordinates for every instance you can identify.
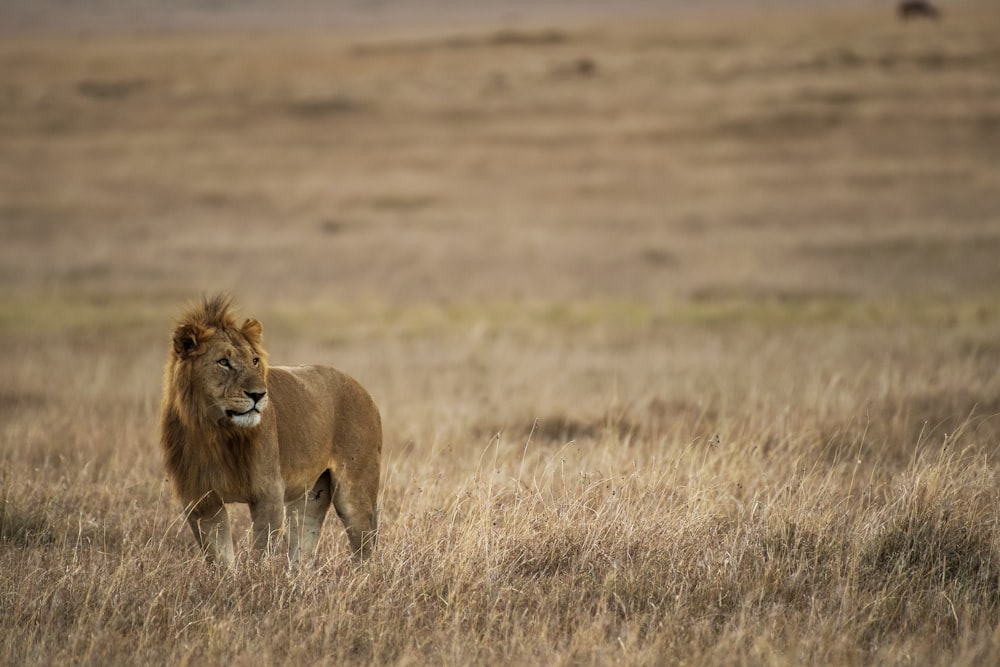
[197,335,269,428]
[171,313,269,429]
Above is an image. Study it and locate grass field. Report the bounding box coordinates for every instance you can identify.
[2,3,1000,664]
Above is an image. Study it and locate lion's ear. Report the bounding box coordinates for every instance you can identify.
[242,318,263,344]
[172,323,206,359]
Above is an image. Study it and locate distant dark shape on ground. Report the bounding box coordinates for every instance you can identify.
[898,0,941,20]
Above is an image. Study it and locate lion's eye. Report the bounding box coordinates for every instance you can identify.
[217,358,232,369]
[252,357,260,367]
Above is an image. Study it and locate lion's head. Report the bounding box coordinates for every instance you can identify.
[165,295,270,430]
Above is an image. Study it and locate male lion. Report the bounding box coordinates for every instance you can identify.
[160,295,382,566]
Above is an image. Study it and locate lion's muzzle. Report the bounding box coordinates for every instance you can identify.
[226,390,268,428]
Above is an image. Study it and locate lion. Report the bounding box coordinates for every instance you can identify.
[159,295,382,567]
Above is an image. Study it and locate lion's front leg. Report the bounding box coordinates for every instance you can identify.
[249,496,285,555]
[187,492,235,567]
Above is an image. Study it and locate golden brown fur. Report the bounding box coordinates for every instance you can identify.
[160,295,382,566]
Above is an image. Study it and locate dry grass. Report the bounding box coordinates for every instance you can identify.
[3,4,1000,665]
[3,307,1000,665]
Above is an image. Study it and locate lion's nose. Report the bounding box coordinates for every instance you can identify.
[245,390,267,404]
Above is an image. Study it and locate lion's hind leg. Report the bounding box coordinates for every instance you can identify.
[332,474,378,561]
[288,470,333,564]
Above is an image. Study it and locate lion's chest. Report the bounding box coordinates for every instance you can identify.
[183,430,273,503]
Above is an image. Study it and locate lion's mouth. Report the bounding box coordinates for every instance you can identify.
[226,406,262,428]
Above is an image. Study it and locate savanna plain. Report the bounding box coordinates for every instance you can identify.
[3,3,1000,664]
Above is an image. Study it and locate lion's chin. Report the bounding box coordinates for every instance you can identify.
[228,410,261,428]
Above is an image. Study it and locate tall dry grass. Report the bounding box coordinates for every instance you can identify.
[2,301,1000,665]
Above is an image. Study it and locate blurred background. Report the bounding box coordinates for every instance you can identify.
[3,0,998,319]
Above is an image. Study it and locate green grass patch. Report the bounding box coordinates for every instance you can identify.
[3,292,997,338]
